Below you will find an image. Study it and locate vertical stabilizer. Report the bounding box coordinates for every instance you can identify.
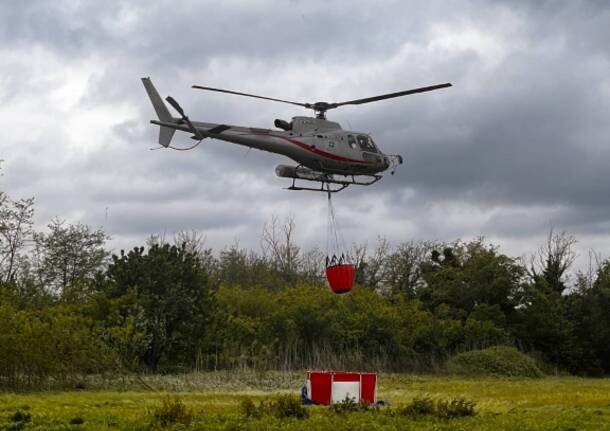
[141,77,175,147]
[142,77,172,121]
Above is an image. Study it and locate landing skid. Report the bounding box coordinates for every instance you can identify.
[285,170,382,193]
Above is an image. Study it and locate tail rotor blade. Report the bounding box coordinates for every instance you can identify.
[164,96,202,140]
[165,96,185,117]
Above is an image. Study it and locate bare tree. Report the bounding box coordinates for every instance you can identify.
[299,246,325,281]
[261,214,300,276]
[0,196,35,283]
[350,242,368,270]
[574,249,604,293]
[174,229,207,255]
[530,228,577,294]
[351,237,390,290]
[173,229,216,271]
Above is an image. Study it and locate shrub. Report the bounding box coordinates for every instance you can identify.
[9,410,32,423]
[239,397,261,419]
[330,396,362,414]
[329,397,381,414]
[240,394,308,420]
[69,417,85,425]
[395,396,476,419]
[7,410,32,431]
[435,398,476,419]
[151,397,193,427]
[446,346,545,377]
[395,397,435,417]
[0,304,117,390]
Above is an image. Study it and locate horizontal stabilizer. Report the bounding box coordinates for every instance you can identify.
[208,124,231,134]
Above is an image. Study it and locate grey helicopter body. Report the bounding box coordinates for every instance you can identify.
[142,78,450,192]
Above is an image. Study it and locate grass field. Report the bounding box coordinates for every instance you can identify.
[1,372,609,430]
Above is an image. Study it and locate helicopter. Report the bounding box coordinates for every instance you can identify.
[142,78,451,193]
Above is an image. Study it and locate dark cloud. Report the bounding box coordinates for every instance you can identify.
[1,0,609,266]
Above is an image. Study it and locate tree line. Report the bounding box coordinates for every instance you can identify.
[1,177,609,388]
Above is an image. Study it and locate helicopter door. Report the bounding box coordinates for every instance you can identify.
[316,134,336,156]
[315,134,331,150]
[346,134,361,159]
[347,135,358,152]
[313,134,330,169]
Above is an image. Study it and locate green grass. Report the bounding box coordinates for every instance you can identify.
[0,373,609,430]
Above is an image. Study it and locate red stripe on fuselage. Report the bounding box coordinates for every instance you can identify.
[273,135,370,164]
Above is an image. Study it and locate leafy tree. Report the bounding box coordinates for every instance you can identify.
[31,219,109,295]
[517,230,581,372]
[565,260,610,374]
[384,240,435,298]
[516,283,581,372]
[418,239,526,323]
[103,243,215,371]
[587,260,610,372]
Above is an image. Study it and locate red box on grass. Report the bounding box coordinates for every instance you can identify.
[305,371,377,405]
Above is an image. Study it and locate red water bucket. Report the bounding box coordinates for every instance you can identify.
[326,264,355,294]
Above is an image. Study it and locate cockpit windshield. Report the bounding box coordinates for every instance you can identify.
[357,135,377,152]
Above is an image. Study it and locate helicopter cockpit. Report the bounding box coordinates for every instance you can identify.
[356,135,378,152]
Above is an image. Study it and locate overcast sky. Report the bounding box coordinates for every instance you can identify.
[1,0,609,272]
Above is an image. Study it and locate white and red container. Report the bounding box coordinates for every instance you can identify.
[305,371,377,405]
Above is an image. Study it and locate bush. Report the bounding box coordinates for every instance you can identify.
[435,398,476,419]
[239,398,261,419]
[9,410,32,423]
[240,394,308,420]
[7,410,32,431]
[151,397,193,427]
[446,346,545,377]
[0,304,117,390]
[329,397,379,414]
[395,397,435,417]
[395,396,476,419]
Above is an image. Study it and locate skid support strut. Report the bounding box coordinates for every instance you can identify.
[283,165,382,193]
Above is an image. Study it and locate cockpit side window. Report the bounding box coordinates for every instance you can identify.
[357,135,377,152]
[347,135,357,149]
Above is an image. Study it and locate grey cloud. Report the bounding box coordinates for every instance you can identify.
[1,0,610,267]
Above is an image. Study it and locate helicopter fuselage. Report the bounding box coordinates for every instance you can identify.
[142,76,418,191]
[152,116,393,175]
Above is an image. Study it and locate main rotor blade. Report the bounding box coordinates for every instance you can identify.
[330,83,452,108]
[192,85,309,108]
